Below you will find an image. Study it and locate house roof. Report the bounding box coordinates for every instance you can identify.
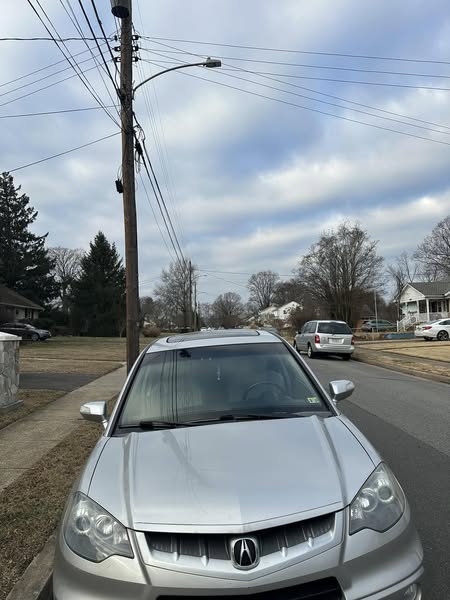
[408,281,450,297]
[0,285,43,311]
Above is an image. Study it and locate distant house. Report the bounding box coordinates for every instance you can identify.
[257,301,301,327]
[0,285,43,322]
[398,281,450,328]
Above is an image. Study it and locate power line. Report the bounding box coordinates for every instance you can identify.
[89,0,121,81]
[198,269,293,277]
[142,58,450,147]
[7,131,119,172]
[141,56,450,92]
[142,50,450,136]
[0,54,100,99]
[135,59,187,249]
[0,64,100,108]
[137,131,186,267]
[141,45,450,80]
[133,120,186,268]
[0,105,118,118]
[142,35,450,66]
[26,0,119,126]
[149,44,450,129]
[60,0,120,121]
[76,0,119,91]
[137,171,178,264]
[0,41,108,89]
[134,21,187,250]
[0,36,106,41]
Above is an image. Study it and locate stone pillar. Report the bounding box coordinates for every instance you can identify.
[0,332,22,411]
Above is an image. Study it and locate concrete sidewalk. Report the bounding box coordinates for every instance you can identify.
[0,366,126,494]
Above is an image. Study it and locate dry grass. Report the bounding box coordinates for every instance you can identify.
[0,420,103,600]
[19,337,151,375]
[0,395,119,599]
[20,357,122,375]
[361,340,450,363]
[0,389,65,432]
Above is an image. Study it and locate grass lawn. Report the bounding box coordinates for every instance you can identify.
[361,340,450,363]
[19,336,151,376]
[0,389,65,432]
[0,419,104,600]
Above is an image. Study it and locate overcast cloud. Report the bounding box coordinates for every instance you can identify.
[1,0,450,300]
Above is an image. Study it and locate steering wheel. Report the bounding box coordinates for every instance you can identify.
[243,381,284,404]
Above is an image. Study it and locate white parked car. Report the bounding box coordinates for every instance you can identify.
[415,318,450,341]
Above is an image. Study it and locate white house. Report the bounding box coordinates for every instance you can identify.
[398,281,450,329]
[258,301,301,326]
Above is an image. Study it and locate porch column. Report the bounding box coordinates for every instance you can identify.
[416,300,419,318]
[426,298,430,322]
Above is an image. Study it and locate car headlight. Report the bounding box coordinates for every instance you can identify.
[349,463,405,535]
[64,492,133,562]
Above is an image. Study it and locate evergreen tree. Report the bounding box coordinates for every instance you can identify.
[72,231,126,336]
[0,172,56,305]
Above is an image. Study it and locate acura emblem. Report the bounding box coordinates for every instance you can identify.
[230,537,260,570]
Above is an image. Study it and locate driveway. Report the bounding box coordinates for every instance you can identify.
[305,354,450,598]
[20,373,99,392]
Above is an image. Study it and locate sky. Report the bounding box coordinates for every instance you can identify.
[1,0,450,302]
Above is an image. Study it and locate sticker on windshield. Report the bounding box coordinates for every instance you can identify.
[307,396,321,404]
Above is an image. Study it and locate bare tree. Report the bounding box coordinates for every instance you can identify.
[212,292,244,328]
[154,261,194,329]
[414,215,450,280]
[386,252,418,319]
[247,270,280,311]
[272,278,305,306]
[298,222,383,326]
[48,246,84,313]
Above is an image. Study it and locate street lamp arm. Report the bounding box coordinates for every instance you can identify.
[133,59,221,95]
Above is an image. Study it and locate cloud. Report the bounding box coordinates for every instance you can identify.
[1,0,450,301]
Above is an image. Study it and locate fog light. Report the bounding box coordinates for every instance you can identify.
[404,583,420,600]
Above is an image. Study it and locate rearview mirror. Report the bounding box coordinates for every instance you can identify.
[80,401,108,429]
[329,380,355,403]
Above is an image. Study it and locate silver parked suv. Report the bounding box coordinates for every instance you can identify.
[294,320,354,359]
[53,329,422,599]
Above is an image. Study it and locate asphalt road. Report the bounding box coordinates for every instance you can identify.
[303,354,450,599]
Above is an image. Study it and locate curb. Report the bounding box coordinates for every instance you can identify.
[353,352,450,386]
[6,531,55,600]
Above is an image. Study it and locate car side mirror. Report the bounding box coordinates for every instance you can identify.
[80,401,108,429]
[329,380,355,403]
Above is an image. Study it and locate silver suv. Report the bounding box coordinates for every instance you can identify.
[53,329,422,599]
[294,320,354,359]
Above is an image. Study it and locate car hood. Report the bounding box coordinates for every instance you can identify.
[88,416,375,533]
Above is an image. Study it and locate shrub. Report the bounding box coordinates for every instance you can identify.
[142,325,161,338]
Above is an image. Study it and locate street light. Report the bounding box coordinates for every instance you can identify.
[133,57,222,95]
[110,0,221,371]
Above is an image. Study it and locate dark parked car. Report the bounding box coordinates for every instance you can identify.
[361,319,396,332]
[0,322,51,341]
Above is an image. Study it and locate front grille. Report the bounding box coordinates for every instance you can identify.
[158,577,342,599]
[146,513,334,561]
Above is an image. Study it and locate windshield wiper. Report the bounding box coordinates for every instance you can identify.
[120,420,190,430]
[186,413,295,425]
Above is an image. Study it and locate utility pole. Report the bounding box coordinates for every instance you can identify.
[188,260,193,331]
[114,1,139,372]
[193,279,197,331]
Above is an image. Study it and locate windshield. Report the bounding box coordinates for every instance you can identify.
[317,322,352,334]
[118,343,329,428]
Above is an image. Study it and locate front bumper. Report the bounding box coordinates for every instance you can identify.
[53,505,423,600]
